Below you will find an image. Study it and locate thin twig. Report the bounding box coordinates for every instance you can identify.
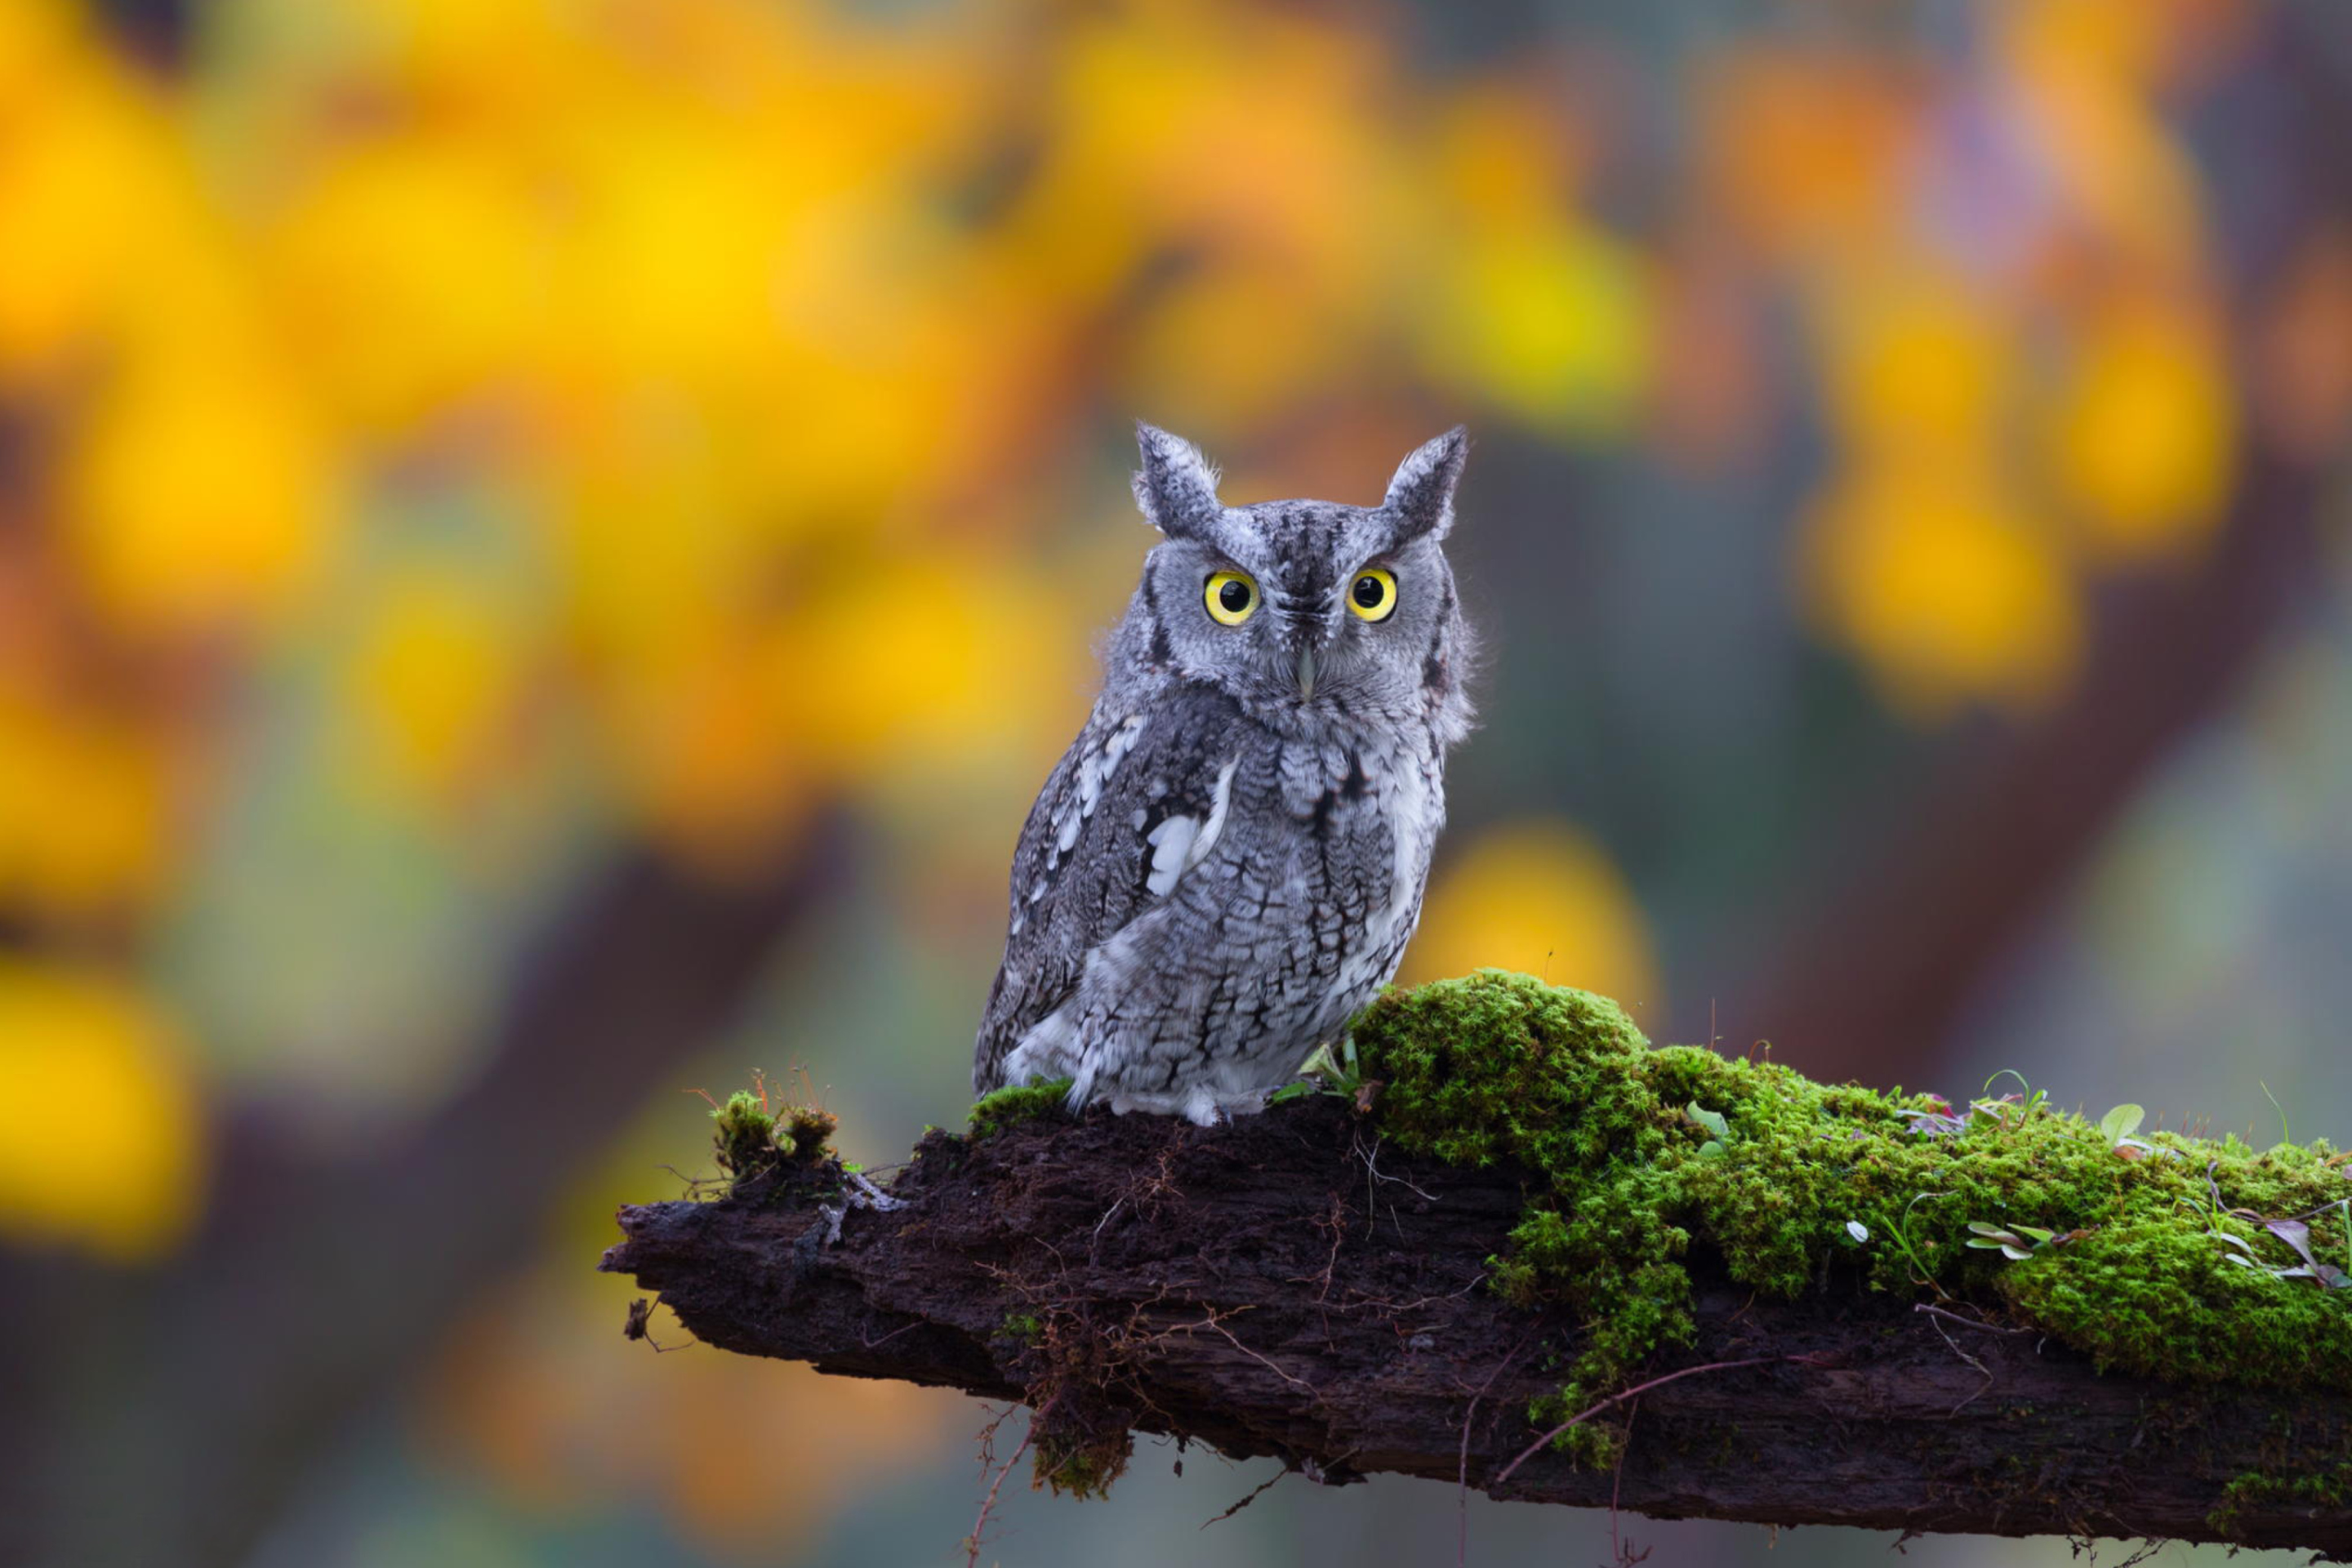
[1200,1467,1288,1529]
[1923,1313,1994,1417]
[1359,1134,1438,1202]
[857,1318,921,1351]
[965,1414,1032,1568]
[1174,1311,1316,1395]
[1609,1397,1642,1565]
[1458,1332,1535,1568]
[1912,1303,2036,1336]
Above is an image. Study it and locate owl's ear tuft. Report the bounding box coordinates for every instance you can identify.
[1383,426,1469,542]
[1132,422,1223,538]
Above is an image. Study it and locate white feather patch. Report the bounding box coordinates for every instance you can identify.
[1143,817,1196,898]
[1049,712,1145,861]
[1143,757,1236,898]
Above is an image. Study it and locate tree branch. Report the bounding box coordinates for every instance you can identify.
[12,831,845,1568]
[604,1098,2352,1555]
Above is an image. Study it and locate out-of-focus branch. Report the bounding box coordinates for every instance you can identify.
[1715,11,2350,1082]
[603,1100,2352,1553]
[1731,444,2324,1082]
[11,830,846,1568]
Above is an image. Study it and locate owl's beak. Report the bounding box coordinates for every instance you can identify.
[1294,644,1318,701]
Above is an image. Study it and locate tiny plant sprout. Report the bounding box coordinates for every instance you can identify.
[1846,1220,1870,1244]
[1966,1221,2060,1262]
[1686,1102,1732,1159]
[2099,1103,2145,1146]
[1271,1040,1365,1107]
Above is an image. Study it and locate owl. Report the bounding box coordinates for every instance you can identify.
[972,423,1475,1124]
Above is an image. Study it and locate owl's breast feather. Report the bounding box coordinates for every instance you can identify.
[1263,732,1443,935]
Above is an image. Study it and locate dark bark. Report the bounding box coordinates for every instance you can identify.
[605,1098,2352,1556]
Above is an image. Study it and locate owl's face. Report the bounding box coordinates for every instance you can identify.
[1124,425,1470,724]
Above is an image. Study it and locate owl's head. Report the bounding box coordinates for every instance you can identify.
[1120,422,1472,734]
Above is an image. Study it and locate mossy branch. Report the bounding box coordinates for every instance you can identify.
[603,976,2352,1555]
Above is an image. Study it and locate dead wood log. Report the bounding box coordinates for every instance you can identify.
[599,1097,2352,1555]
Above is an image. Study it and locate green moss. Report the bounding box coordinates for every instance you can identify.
[1033,1431,1128,1499]
[777,1102,839,1160]
[711,1091,777,1179]
[1000,1313,1044,1344]
[711,1089,837,1187]
[969,1077,1075,1139]
[2209,1458,2352,1535]
[1353,969,2352,1466]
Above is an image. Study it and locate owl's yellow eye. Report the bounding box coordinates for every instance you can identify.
[1348,567,1397,621]
[1205,570,1258,626]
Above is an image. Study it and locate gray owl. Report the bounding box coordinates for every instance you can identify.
[972,423,1475,1124]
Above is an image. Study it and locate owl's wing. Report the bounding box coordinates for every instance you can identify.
[972,684,1247,1091]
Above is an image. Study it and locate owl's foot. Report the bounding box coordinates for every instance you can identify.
[1183,1085,1272,1125]
[1103,1085,1272,1125]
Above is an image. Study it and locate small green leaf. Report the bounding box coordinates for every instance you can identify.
[1999,1243,2034,1261]
[1686,1102,1731,1142]
[1966,1223,2009,1237]
[2098,1103,2145,1143]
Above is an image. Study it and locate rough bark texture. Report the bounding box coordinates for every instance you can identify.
[602,1097,2352,1555]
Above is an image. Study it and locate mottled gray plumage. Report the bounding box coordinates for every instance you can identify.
[972,424,1475,1123]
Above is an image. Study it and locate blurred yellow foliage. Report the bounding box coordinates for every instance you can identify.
[65,329,334,638]
[2048,296,2234,559]
[1422,213,1650,441]
[1418,82,1646,439]
[0,958,203,1262]
[1820,272,2018,466]
[1806,464,2080,719]
[5,0,2235,931]
[0,3,171,380]
[773,550,1074,783]
[1760,0,2231,712]
[267,131,551,434]
[350,565,527,800]
[1400,819,1659,1018]
[1036,2,1390,291]
[0,685,176,918]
